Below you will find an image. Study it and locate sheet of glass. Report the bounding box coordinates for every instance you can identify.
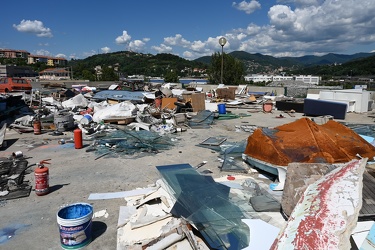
[345,123,375,138]
[187,110,215,129]
[156,163,250,250]
[221,155,248,173]
[89,129,174,158]
[220,141,249,172]
[200,137,227,146]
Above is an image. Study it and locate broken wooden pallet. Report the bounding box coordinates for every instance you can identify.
[102,117,135,125]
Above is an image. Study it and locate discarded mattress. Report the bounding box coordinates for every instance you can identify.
[244,118,375,168]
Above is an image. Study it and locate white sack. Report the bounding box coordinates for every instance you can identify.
[92,101,136,123]
[62,94,89,109]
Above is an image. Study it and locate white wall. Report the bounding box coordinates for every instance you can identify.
[319,89,372,113]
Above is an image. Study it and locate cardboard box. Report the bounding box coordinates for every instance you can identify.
[182,92,206,112]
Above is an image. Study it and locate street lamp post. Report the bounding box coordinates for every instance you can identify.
[219,37,227,84]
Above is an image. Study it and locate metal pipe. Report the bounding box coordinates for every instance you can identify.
[221,45,224,84]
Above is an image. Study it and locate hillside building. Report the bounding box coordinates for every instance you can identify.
[28,54,67,67]
[39,68,71,80]
[0,48,30,59]
[0,48,67,67]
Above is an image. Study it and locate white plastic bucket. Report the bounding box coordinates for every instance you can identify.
[80,114,93,125]
[57,203,93,249]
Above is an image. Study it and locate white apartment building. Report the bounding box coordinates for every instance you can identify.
[245,74,320,85]
[294,75,320,85]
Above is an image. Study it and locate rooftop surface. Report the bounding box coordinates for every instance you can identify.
[1,108,374,249]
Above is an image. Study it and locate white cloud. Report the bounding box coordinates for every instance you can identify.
[101,47,111,53]
[225,0,375,57]
[160,0,374,58]
[232,0,261,14]
[152,44,173,53]
[268,5,297,29]
[182,51,194,58]
[55,53,66,58]
[190,40,207,52]
[277,0,321,7]
[35,49,52,56]
[115,31,132,45]
[13,20,53,38]
[164,34,191,47]
[82,50,97,58]
[128,40,146,52]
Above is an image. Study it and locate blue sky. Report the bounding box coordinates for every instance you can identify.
[2,0,375,60]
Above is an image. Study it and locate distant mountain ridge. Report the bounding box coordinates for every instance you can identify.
[194,51,375,75]
[194,51,375,67]
[281,52,375,66]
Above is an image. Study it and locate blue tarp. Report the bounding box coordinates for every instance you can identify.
[92,90,149,102]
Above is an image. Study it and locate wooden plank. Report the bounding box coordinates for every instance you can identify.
[102,117,135,125]
[216,88,235,100]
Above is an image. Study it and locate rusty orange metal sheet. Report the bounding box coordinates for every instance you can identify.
[244,118,375,166]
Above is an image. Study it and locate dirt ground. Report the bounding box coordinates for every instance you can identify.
[0,108,374,250]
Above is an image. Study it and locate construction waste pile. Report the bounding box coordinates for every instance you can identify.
[1,82,375,249]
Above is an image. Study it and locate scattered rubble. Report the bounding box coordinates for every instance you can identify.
[1,82,375,249]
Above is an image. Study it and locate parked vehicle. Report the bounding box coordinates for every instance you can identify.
[0,77,32,93]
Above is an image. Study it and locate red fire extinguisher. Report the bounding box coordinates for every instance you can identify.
[74,128,83,149]
[35,159,51,196]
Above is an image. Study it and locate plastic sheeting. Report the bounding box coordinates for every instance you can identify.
[61,93,88,109]
[92,90,149,102]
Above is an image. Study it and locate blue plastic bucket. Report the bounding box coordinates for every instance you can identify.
[218,103,226,114]
[57,203,93,249]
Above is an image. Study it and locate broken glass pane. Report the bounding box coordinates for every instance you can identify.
[220,141,249,173]
[200,137,227,146]
[187,110,215,129]
[156,163,250,250]
[88,129,175,158]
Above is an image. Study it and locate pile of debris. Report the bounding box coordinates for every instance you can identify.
[0,153,32,201]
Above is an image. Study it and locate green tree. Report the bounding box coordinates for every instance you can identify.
[82,69,95,81]
[208,52,245,85]
[164,69,179,83]
[101,66,119,81]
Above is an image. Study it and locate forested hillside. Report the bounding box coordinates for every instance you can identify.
[68,51,208,79]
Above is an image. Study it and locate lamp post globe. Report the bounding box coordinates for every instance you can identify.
[218,37,227,85]
[219,37,227,47]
